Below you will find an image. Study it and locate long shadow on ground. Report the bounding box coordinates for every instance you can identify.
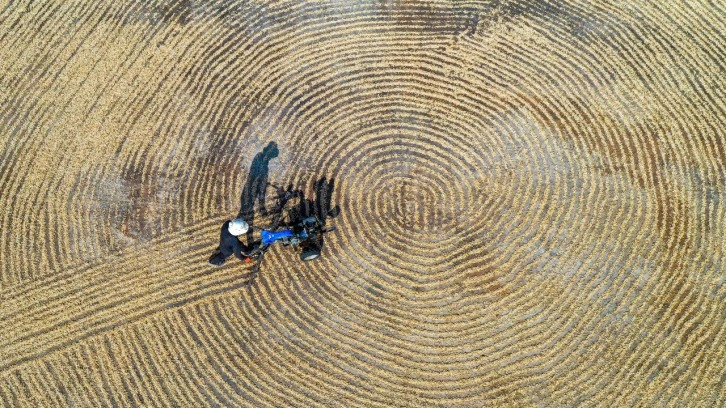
[237,141,279,246]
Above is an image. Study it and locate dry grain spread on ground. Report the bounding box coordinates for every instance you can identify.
[1,0,724,406]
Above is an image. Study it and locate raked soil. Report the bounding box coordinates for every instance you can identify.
[0,1,724,406]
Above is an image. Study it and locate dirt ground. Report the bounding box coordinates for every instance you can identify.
[1,0,724,406]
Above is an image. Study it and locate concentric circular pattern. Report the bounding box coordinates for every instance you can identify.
[1,0,724,406]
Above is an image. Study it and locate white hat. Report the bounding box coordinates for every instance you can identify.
[228,219,249,236]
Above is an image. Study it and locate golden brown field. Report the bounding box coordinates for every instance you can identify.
[1,0,724,406]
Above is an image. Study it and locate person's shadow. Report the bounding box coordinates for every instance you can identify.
[237,142,279,245]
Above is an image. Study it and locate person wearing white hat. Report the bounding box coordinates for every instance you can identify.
[208,218,250,266]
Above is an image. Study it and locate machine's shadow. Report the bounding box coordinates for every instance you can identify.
[282,177,340,253]
[242,176,341,284]
[225,141,342,283]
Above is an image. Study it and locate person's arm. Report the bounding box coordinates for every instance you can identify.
[232,239,245,260]
[246,242,263,257]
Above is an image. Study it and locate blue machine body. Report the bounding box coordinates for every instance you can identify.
[261,228,312,246]
[261,229,292,245]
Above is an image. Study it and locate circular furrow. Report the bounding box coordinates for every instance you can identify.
[470,7,684,402]
[0,0,106,280]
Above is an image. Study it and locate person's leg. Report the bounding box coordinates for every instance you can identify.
[208,249,226,266]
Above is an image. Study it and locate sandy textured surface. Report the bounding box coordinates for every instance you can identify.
[1,0,724,406]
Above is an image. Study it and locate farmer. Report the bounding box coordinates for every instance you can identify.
[208,218,251,266]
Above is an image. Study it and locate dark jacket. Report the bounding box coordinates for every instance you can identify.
[218,220,246,260]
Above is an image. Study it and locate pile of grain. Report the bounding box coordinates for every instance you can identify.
[1,0,724,406]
